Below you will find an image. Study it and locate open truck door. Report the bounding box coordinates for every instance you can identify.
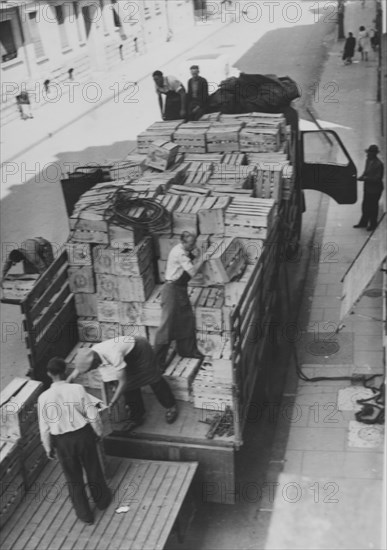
[300,130,357,204]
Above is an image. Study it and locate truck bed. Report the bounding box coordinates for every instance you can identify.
[1,456,197,550]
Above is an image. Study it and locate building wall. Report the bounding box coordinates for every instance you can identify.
[0,0,195,124]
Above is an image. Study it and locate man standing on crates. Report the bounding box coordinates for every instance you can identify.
[69,335,178,429]
[154,232,205,372]
[38,357,111,525]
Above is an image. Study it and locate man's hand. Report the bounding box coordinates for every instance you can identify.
[47,449,56,460]
[180,109,186,118]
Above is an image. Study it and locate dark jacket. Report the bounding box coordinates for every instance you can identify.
[360,157,384,194]
[187,76,209,108]
[343,36,356,58]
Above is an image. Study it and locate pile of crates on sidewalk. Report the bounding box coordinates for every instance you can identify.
[60,112,294,421]
[0,378,46,528]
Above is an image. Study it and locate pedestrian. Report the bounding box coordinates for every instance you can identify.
[186,65,209,121]
[38,357,111,525]
[1,237,54,285]
[369,26,379,51]
[154,232,205,372]
[69,335,178,430]
[358,26,371,61]
[16,91,33,120]
[342,32,356,65]
[353,145,384,232]
[152,70,186,121]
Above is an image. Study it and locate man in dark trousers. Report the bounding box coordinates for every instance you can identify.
[69,335,178,428]
[153,70,186,120]
[186,65,209,121]
[1,237,54,284]
[38,357,111,525]
[354,144,384,231]
[342,32,356,64]
[154,232,205,372]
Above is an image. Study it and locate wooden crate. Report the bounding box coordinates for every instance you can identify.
[137,121,182,153]
[69,211,108,233]
[157,234,181,260]
[194,287,224,332]
[96,273,120,301]
[0,275,39,305]
[145,140,179,171]
[173,196,217,234]
[224,197,276,239]
[206,123,243,153]
[198,196,230,235]
[184,169,212,187]
[192,368,233,410]
[74,293,98,317]
[224,264,256,306]
[68,266,95,294]
[255,164,284,202]
[121,324,147,339]
[118,269,155,302]
[221,152,247,165]
[93,245,115,274]
[184,152,223,163]
[97,299,121,322]
[199,112,221,122]
[141,285,163,326]
[282,164,294,200]
[113,237,153,277]
[69,212,109,245]
[202,237,246,285]
[168,185,210,197]
[65,242,92,266]
[0,378,43,440]
[163,356,202,401]
[77,317,101,342]
[238,238,264,265]
[101,321,121,340]
[19,430,48,489]
[196,331,225,358]
[0,439,24,530]
[108,224,145,249]
[119,301,143,325]
[173,122,211,153]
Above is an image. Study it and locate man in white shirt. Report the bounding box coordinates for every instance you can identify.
[38,357,111,525]
[154,232,205,371]
[153,69,186,120]
[69,335,178,429]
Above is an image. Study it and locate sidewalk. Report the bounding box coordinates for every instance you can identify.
[265,1,385,549]
[1,19,230,164]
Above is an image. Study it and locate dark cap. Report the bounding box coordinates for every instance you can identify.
[190,65,199,70]
[365,144,379,154]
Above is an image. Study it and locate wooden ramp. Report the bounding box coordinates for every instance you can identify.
[1,457,198,550]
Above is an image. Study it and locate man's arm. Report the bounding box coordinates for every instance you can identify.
[180,249,205,278]
[203,78,209,103]
[1,258,13,284]
[157,92,164,119]
[38,396,54,458]
[81,388,103,438]
[67,368,81,383]
[109,368,127,409]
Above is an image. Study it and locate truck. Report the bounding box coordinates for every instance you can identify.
[0,102,357,542]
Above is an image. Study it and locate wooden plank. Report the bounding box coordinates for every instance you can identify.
[21,251,68,313]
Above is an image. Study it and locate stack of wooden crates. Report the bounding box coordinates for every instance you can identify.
[63,111,293,421]
[0,378,45,528]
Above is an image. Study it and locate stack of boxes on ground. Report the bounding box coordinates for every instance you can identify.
[65,112,295,424]
[0,378,46,528]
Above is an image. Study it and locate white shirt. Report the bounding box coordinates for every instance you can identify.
[165,243,197,281]
[38,381,102,454]
[92,336,135,371]
[155,75,183,94]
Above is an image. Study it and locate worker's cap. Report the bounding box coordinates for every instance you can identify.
[365,144,379,154]
[74,348,95,374]
[190,65,199,70]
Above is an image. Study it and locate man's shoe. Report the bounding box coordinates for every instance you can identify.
[353,224,367,228]
[165,405,178,424]
[367,226,376,232]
